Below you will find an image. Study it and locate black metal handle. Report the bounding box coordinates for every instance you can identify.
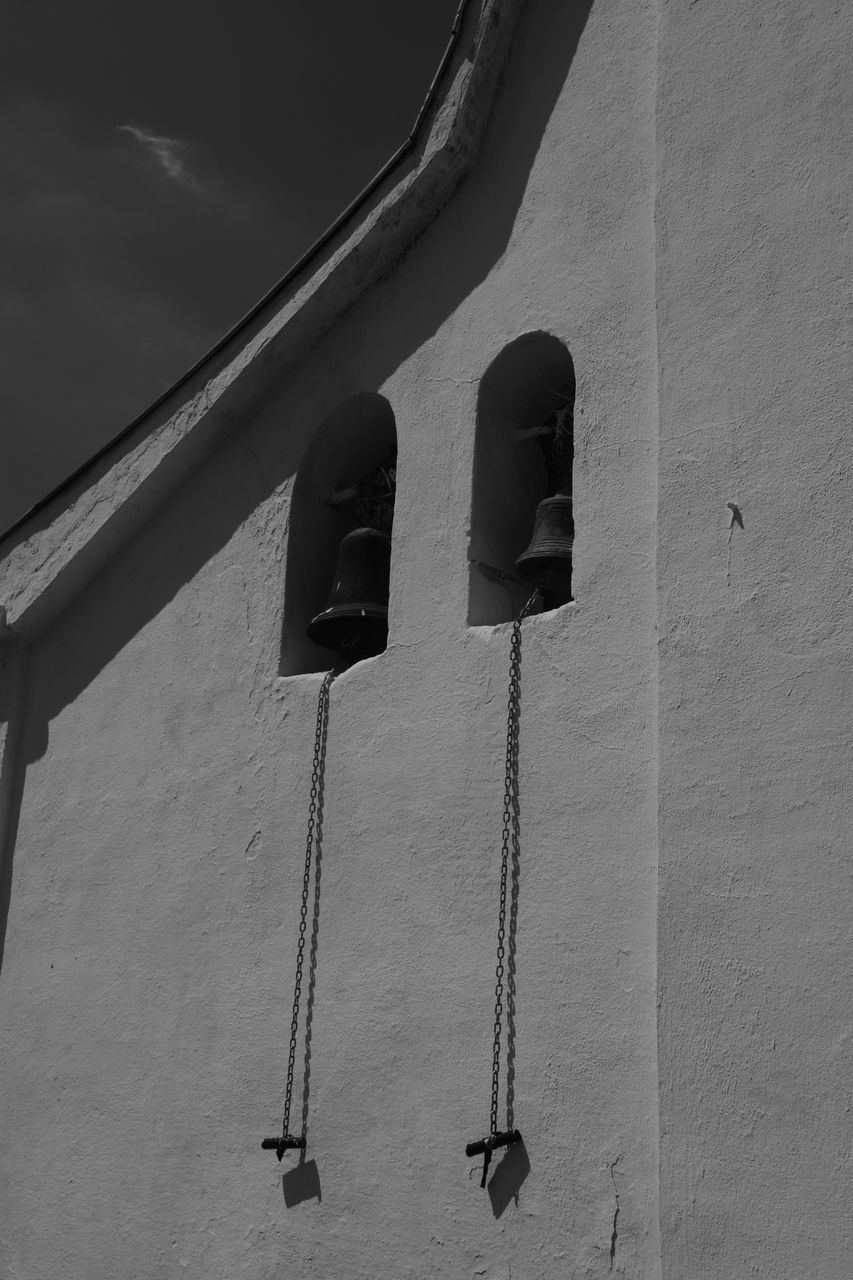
[465,1129,521,1185]
[465,1129,521,1158]
[261,1134,306,1160]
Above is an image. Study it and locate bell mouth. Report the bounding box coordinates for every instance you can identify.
[513,494,574,593]
[512,555,571,593]
[513,547,573,592]
[305,605,388,659]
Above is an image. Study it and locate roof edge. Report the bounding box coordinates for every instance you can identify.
[0,0,525,641]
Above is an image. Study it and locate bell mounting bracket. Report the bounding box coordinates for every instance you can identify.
[261,1134,306,1162]
[465,1129,521,1187]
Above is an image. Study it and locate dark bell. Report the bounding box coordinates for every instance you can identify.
[514,495,574,592]
[306,527,391,658]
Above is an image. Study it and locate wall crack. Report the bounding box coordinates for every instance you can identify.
[609,1155,622,1271]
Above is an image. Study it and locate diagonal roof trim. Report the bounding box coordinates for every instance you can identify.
[0,0,525,641]
[1,0,475,549]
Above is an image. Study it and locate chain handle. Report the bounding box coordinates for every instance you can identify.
[489,590,539,1137]
[280,666,337,1139]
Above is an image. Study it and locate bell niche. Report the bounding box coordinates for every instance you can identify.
[280,392,397,675]
[467,333,576,625]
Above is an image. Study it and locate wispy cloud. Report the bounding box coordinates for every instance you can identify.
[0,99,296,530]
[118,124,201,189]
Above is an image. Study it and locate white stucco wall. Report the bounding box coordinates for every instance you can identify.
[655,2,852,1275]
[1,2,850,1278]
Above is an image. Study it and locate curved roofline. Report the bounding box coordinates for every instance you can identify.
[0,0,472,546]
[0,0,526,640]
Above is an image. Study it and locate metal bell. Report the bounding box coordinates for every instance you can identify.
[306,527,391,658]
[514,495,574,592]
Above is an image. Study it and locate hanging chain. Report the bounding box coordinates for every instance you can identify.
[489,590,539,1137]
[281,667,337,1139]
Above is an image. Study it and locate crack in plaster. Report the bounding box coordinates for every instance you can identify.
[423,376,478,384]
[609,1155,622,1271]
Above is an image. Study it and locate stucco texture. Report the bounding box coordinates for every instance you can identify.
[1,1,850,1278]
[655,1,852,1275]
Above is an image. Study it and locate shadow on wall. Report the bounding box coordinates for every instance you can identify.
[488,1137,531,1219]
[0,0,595,972]
[283,1158,322,1208]
[0,645,27,973]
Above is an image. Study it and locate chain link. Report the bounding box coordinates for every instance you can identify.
[489,590,539,1136]
[281,666,337,1138]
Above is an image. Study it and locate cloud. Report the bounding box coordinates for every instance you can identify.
[0,98,311,532]
[118,123,201,190]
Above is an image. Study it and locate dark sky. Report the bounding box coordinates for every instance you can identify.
[0,0,459,534]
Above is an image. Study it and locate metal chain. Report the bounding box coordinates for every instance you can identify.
[281,667,337,1137]
[489,590,539,1136]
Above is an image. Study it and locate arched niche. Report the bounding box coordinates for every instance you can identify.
[468,332,576,625]
[280,393,397,676]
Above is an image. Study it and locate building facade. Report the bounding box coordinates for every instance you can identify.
[1,2,850,1277]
